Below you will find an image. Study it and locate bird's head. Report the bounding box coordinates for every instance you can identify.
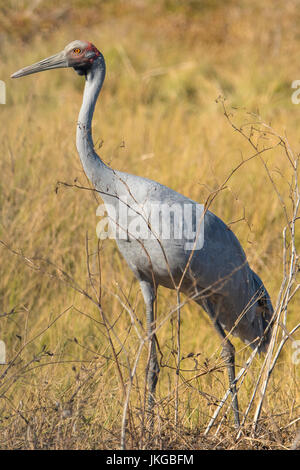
[11,40,102,79]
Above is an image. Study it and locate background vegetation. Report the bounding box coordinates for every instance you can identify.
[0,0,299,449]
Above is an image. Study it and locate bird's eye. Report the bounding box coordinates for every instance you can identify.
[74,48,81,54]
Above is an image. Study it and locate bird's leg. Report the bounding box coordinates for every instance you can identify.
[214,320,240,429]
[139,280,160,421]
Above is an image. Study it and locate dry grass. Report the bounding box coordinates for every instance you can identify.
[0,0,299,449]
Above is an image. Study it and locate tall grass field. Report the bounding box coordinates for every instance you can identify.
[0,0,299,449]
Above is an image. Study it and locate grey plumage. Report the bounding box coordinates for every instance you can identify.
[11,40,274,427]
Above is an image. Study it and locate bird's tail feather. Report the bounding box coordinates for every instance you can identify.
[251,269,274,353]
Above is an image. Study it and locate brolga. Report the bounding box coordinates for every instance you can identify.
[12,40,273,428]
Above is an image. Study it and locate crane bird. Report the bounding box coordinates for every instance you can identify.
[11,40,273,428]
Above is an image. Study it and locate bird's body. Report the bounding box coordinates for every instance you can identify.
[12,40,274,428]
[100,168,271,348]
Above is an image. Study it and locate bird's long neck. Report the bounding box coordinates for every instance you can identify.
[76,55,112,186]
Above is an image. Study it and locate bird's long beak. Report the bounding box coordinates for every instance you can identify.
[11,51,68,78]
